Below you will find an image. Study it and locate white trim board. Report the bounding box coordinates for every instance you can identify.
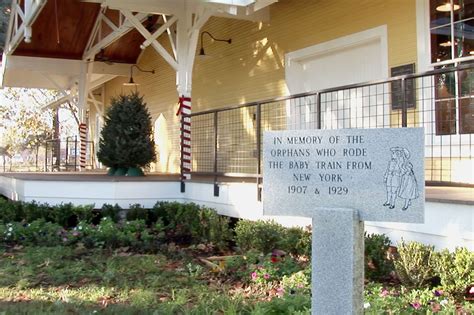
[285,25,388,94]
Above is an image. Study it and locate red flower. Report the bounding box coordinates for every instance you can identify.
[271,256,279,263]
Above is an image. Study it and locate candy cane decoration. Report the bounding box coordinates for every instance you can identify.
[79,123,87,169]
[177,96,191,180]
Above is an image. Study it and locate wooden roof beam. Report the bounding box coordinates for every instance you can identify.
[80,0,185,15]
[5,0,48,55]
[83,11,149,61]
[121,9,178,71]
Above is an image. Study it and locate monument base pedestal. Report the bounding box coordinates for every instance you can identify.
[312,209,364,315]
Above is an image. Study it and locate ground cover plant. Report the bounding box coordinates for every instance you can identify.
[0,199,473,314]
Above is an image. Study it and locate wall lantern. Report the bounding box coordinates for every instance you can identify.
[199,31,232,57]
[123,65,155,86]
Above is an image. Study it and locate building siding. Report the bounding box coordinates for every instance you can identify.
[101,0,418,173]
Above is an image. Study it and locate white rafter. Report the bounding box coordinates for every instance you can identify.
[83,10,149,61]
[5,0,48,55]
[163,14,177,60]
[140,15,177,50]
[121,9,178,71]
[88,91,104,116]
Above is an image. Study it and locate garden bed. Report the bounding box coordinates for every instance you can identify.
[0,199,472,314]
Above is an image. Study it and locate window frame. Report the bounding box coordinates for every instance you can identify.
[429,0,474,66]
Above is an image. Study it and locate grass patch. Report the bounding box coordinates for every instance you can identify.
[0,246,281,314]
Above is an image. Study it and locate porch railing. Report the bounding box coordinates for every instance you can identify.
[1,137,96,172]
[186,63,474,189]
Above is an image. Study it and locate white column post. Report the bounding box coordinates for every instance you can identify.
[77,62,91,170]
[176,8,194,181]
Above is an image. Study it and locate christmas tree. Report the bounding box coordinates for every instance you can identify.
[98,93,156,175]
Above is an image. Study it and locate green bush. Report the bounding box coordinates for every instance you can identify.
[152,202,231,249]
[234,220,311,256]
[280,226,311,257]
[126,204,149,222]
[234,219,285,254]
[22,201,51,223]
[101,203,122,223]
[0,198,23,222]
[433,247,474,299]
[363,283,470,314]
[281,269,311,295]
[365,232,394,281]
[197,207,232,250]
[51,203,75,227]
[1,220,63,246]
[394,240,436,288]
[72,204,96,223]
[20,219,64,246]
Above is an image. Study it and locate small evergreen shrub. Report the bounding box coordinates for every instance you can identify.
[234,219,285,254]
[20,219,63,246]
[97,93,156,170]
[0,198,22,222]
[51,203,75,227]
[126,204,149,222]
[100,203,122,223]
[72,204,96,224]
[1,220,63,246]
[280,226,311,257]
[432,247,474,300]
[394,240,436,288]
[23,201,51,223]
[365,232,394,281]
[152,201,231,249]
[234,220,312,256]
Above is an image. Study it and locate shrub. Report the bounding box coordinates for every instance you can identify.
[365,232,394,281]
[152,202,232,249]
[126,204,149,222]
[97,93,156,169]
[280,226,311,257]
[51,203,75,227]
[20,219,63,246]
[363,283,467,314]
[1,220,63,246]
[280,269,311,295]
[101,203,122,223]
[234,219,285,254]
[394,240,436,288]
[72,204,96,224]
[22,201,51,222]
[432,247,474,300]
[0,199,22,222]
[198,207,232,250]
[1,222,22,243]
[249,254,301,285]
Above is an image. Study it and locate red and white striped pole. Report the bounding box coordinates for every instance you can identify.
[79,123,87,170]
[177,95,191,180]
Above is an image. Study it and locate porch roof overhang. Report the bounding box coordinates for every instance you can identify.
[0,0,277,90]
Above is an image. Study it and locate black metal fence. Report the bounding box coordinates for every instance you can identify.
[187,64,474,187]
[1,137,96,172]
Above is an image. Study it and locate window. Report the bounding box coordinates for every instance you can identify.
[430,0,474,64]
[430,1,474,135]
[434,67,474,134]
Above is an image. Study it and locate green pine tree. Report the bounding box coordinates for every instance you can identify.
[98,93,156,171]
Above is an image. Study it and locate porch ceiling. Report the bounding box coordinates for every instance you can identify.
[14,1,101,60]
[1,0,276,89]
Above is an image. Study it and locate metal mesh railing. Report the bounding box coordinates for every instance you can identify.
[187,64,474,186]
[1,138,96,172]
